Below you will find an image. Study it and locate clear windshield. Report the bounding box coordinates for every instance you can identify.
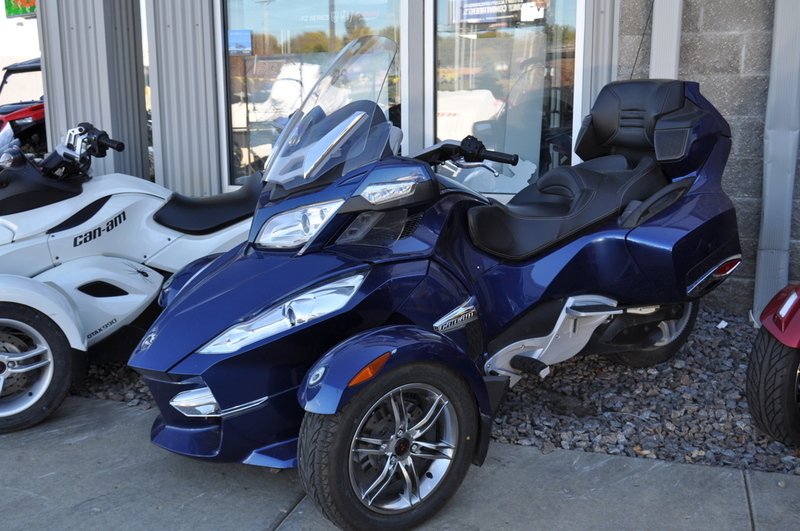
[0,123,14,153]
[264,36,397,191]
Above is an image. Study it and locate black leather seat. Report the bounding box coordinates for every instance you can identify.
[468,79,687,261]
[153,171,263,235]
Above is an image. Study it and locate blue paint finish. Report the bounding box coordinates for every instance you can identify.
[298,325,492,417]
[128,246,367,375]
[159,252,225,308]
[626,193,739,300]
[147,377,304,465]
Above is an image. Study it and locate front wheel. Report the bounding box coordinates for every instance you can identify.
[746,327,800,445]
[0,304,73,433]
[605,301,698,368]
[298,363,478,530]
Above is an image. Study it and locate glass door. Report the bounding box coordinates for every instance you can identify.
[436,0,577,195]
[224,0,401,184]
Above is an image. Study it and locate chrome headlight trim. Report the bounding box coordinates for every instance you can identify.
[198,272,367,355]
[254,198,345,250]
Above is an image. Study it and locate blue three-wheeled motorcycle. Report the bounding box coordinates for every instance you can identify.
[129,36,741,530]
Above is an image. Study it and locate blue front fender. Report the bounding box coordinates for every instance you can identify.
[298,325,493,418]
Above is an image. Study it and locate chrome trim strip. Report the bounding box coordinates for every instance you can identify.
[218,395,270,419]
[433,296,478,332]
[687,254,742,295]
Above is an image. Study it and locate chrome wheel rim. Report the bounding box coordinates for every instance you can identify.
[653,302,694,347]
[348,383,458,514]
[0,319,54,417]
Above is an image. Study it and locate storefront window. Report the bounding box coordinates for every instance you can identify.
[436,0,576,194]
[225,0,400,184]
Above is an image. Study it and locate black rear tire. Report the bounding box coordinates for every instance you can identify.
[605,301,698,368]
[746,327,800,445]
[0,303,72,433]
[298,362,478,531]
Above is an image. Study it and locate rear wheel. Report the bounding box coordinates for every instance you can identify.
[0,304,72,433]
[605,301,698,368]
[746,327,800,445]
[298,363,478,530]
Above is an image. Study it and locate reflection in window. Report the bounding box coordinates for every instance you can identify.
[436,0,576,194]
[224,0,400,185]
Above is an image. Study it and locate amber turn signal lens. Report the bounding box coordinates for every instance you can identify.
[348,352,391,387]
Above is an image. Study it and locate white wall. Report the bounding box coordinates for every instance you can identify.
[0,15,42,103]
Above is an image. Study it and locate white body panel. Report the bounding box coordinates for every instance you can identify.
[34,257,163,346]
[0,171,253,350]
[0,274,85,350]
[145,219,250,271]
[1,173,171,244]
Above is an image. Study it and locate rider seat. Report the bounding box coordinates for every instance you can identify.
[153,171,263,235]
[468,79,687,261]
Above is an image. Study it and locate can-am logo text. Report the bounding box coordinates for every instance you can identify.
[73,211,127,247]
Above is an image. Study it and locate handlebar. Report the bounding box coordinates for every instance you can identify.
[98,134,125,153]
[38,122,126,182]
[482,149,518,166]
[76,122,125,156]
[459,135,518,166]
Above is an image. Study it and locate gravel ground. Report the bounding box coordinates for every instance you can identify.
[73,303,800,474]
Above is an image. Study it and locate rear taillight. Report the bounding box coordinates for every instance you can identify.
[687,255,742,297]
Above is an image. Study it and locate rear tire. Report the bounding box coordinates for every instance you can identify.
[0,303,72,433]
[605,301,698,368]
[746,327,800,445]
[298,362,478,530]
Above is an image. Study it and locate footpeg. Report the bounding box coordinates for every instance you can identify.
[510,355,550,378]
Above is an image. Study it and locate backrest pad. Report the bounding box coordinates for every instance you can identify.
[575,79,685,161]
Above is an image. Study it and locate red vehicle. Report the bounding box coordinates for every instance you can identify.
[747,284,800,445]
[0,57,46,156]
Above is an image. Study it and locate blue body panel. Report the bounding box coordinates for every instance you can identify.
[298,325,491,416]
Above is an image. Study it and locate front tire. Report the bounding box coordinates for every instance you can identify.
[298,363,478,530]
[0,303,72,433]
[746,327,800,445]
[605,301,698,368]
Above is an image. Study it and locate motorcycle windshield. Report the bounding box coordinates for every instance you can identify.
[263,36,397,191]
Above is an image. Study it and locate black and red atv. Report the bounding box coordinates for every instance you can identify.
[0,57,46,157]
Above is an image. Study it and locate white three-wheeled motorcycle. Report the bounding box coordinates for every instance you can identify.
[0,123,261,432]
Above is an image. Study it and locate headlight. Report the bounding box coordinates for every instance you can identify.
[360,181,418,205]
[13,116,34,126]
[169,387,221,417]
[356,169,429,205]
[255,198,344,249]
[170,385,270,418]
[198,273,367,354]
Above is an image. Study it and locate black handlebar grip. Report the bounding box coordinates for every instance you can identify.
[99,135,125,152]
[482,149,519,166]
[460,135,518,166]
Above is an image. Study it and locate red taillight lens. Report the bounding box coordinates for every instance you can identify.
[687,255,742,296]
[711,259,741,278]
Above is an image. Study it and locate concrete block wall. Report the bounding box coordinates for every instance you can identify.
[617,0,782,316]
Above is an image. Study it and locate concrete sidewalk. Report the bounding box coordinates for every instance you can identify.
[2,397,798,530]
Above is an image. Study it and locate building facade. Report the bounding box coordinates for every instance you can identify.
[29,0,799,317]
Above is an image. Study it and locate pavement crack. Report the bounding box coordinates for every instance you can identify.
[743,470,756,531]
[274,491,306,530]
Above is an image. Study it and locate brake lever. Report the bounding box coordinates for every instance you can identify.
[448,157,499,177]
